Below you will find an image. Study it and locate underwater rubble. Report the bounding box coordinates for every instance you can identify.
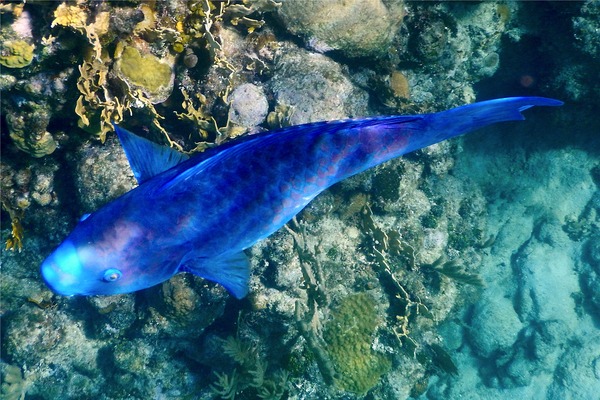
[1,1,599,399]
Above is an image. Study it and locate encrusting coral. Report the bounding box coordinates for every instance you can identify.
[113,42,175,104]
[0,40,34,68]
[323,293,392,394]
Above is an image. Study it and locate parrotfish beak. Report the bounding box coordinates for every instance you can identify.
[41,239,83,296]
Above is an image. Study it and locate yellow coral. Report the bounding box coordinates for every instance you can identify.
[51,2,87,31]
[0,40,34,69]
[114,43,174,103]
[323,293,391,394]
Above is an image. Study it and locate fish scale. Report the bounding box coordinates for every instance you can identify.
[41,97,562,298]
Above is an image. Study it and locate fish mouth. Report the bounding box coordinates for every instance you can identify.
[41,258,76,296]
[40,240,84,296]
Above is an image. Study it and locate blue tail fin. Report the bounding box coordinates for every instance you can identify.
[439,96,562,126]
[425,97,563,144]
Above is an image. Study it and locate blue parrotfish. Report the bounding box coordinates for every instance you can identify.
[41,97,562,298]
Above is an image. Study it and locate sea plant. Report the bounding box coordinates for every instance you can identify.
[210,331,291,400]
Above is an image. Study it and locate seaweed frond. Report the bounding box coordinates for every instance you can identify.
[5,217,24,252]
[248,357,266,388]
[2,198,25,252]
[433,259,485,287]
[210,370,239,400]
[221,335,258,367]
[1,364,27,400]
[256,370,289,400]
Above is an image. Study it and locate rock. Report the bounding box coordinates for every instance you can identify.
[585,233,600,271]
[278,0,405,59]
[547,335,600,398]
[70,135,137,213]
[228,83,269,130]
[86,294,137,338]
[572,0,600,58]
[513,229,579,324]
[142,275,228,339]
[469,287,522,359]
[269,47,369,125]
[581,270,600,315]
[531,320,569,364]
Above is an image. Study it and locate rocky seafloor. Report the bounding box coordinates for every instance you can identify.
[1,1,599,399]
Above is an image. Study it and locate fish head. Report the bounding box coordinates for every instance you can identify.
[41,237,116,296]
[41,213,171,296]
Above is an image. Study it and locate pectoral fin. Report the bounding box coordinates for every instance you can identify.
[179,251,250,299]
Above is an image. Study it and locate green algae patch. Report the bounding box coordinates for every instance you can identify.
[115,44,174,103]
[0,40,34,69]
[323,293,391,394]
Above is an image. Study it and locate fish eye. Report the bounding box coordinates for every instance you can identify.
[103,268,122,282]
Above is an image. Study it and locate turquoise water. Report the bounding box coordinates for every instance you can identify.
[427,106,600,400]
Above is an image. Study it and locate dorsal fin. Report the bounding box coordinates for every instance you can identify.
[113,124,189,184]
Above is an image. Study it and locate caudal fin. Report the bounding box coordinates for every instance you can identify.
[427,97,563,142]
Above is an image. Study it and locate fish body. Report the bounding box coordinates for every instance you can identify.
[41,97,562,297]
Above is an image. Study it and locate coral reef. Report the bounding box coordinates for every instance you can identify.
[434,99,600,397]
[1,1,598,399]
